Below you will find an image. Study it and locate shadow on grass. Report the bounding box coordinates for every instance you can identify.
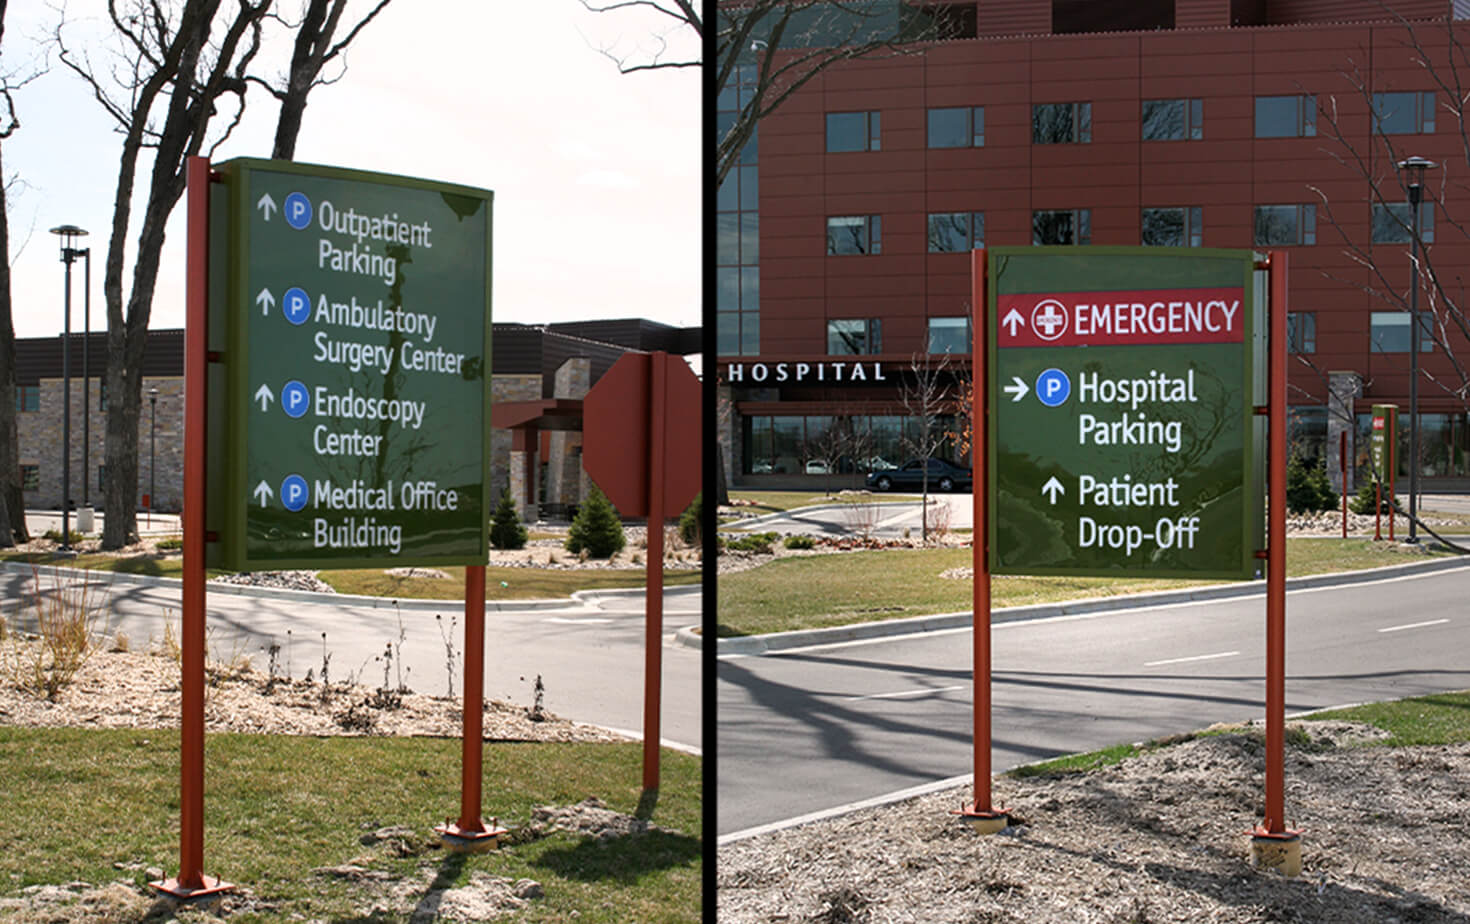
[532,830,700,884]
[635,787,658,821]
[109,556,167,576]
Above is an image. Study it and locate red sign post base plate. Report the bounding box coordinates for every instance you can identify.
[149,875,236,901]
[436,820,510,854]
[952,802,1010,835]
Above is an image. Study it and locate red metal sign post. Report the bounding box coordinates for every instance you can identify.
[436,566,507,849]
[152,156,232,901]
[583,351,701,792]
[957,249,1007,832]
[1251,251,1303,875]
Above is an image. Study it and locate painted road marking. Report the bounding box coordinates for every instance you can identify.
[846,684,967,703]
[1144,650,1239,667]
[1378,618,1450,633]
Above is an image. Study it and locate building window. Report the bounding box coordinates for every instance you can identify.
[827,215,882,255]
[15,385,38,413]
[1141,207,1203,247]
[927,317,971,354]
[1142,98,1203,140]
[1373,91,1435,135]
[19,464,38,492]
[827,319,883,355]
[1254,204,1316,245]
[927,106,984,148]
[1372,201,1434,244]
[1371,312,1434,353]
[927,212,984,252]
[1287,312,1316,354]
[98,465,108,493]
[1033,102,1091,144]
[1255,94,1316,138]
[718,62,760,357]
[1033,209,1091,245]
[827,110,881,152]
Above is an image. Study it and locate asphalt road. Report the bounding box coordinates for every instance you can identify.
[716,562,1470,837]
[3,568,703,751]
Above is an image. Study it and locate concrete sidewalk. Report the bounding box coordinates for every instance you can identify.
[23,508,180,539]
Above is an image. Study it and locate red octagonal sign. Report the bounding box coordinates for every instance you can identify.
[583,352,702,518]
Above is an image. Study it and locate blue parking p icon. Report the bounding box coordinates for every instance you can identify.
[1036,368,1071,408]
[282,380,309,419]
[281,474,308,512]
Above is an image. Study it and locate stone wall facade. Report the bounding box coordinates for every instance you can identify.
[16,375,185,512]
[17,370,568,522]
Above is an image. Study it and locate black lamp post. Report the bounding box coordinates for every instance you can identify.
[149,388,158,528]
[1396,156,1437,544]
[50,224,88,551]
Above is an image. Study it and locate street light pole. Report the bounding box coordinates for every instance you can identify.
[50,225,88,552]
[1396,156,1437,545]
[82,248,92,506]
[149,388,158,529]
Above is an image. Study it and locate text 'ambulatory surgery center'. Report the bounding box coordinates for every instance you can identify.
[717,0,1470,491]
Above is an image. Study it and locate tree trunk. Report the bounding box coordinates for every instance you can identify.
[0,141,21,546]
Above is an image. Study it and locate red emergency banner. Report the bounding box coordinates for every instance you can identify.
[997,287,1246,347]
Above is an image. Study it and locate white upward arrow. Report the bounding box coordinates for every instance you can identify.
[254,383,275,412]
[1002,376,1029,402]
[256,288,275,316]
[1041,476,1065,505]
[253,480,274,507]
[1001,308,1025,337]
[257,192,277,221]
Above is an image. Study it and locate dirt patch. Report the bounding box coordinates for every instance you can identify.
[528,797,671,843]
[718,724,1470,922]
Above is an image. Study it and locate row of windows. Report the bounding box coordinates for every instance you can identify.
[827,317,971,355]
[827,91,1437,153]
[824,202,1431,253]
[14,384,112,413]
[744,413,962,477]
[1293,311,1435,355]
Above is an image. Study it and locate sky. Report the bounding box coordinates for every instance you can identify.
[2,1,701,341]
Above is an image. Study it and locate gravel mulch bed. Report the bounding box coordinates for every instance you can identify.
[719,721,1470,923]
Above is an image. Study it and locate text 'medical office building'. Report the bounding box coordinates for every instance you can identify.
[717,0,1470,491]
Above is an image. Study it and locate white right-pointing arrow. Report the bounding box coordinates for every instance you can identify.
[1002,376,1028,402]
[256,288,275,316]
[253,480,274,507]
[1002,308,1025,337]
[254,383,275,412]
[1041,475,1064,504]
[257,193,277,221]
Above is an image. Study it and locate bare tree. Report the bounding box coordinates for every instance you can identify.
[1309,17,1470,411]
[58,0,271,549]
[59,0,396,549]
[249,0,394,159]
[578,0,701,74]
[0,0,41,545]
[898,350,954,543]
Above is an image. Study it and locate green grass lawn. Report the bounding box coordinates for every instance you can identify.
[717,537,1457,637]
[1008,690,1470,779]
[0,729,700,922]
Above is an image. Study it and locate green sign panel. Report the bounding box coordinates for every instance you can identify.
[214,158,493,570]
[987,247,1258,579]
[1370,403,1397,484]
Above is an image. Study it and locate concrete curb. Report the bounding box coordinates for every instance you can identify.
[0,560,577,613]
[701,553,1470,656]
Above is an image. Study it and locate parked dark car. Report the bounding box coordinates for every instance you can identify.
[864,458,973,492]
